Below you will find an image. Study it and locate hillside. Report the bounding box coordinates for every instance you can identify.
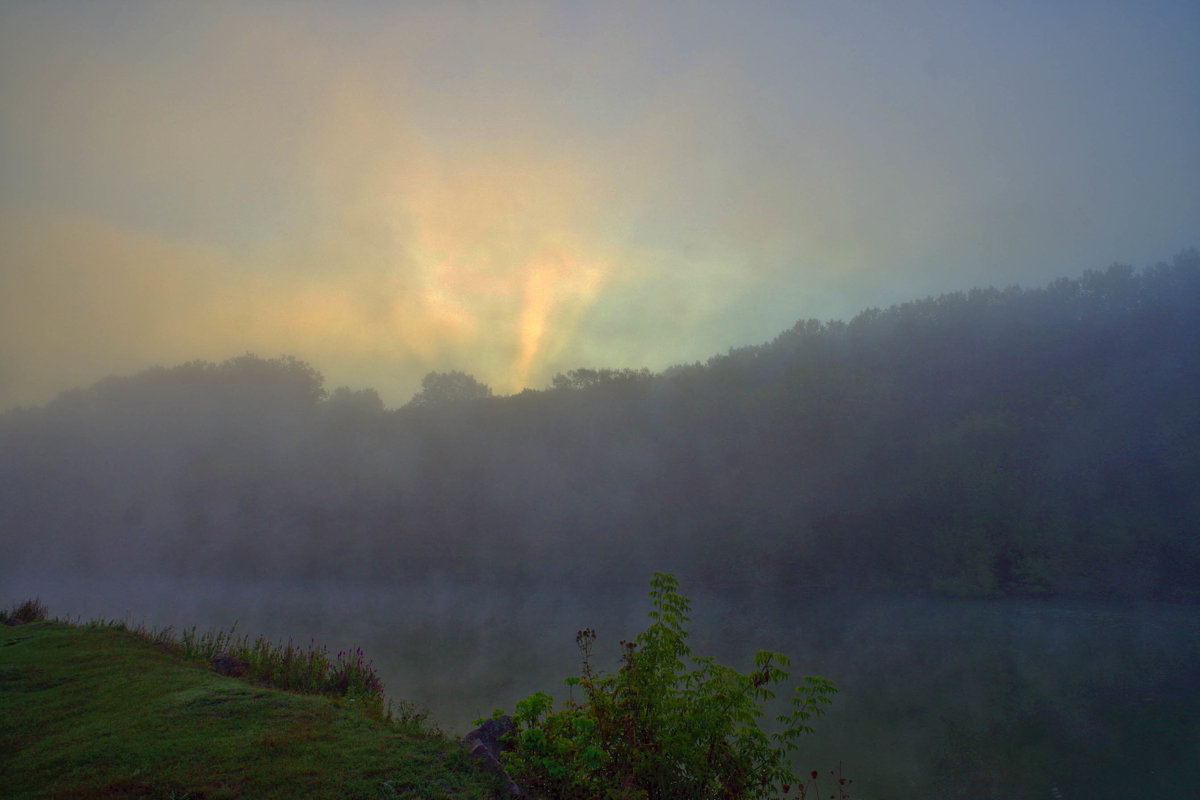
[0,615,503,800]
[2,249,1198,599]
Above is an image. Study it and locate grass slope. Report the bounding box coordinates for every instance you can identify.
[0,619,503,800]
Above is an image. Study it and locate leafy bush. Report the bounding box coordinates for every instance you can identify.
[500,573,837,799]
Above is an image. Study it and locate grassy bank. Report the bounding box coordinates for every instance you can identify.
[0,609,504,799]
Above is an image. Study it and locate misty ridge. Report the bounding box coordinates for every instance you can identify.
[4,249,1198,601]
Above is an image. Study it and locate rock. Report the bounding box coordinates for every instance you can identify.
[210,651,249,677]
[462,715,523,797]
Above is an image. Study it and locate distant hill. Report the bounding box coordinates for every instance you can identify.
[3,248,1197,599]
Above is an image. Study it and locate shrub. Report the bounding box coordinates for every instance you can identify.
[1,598,49,625]
[500,573,837,800]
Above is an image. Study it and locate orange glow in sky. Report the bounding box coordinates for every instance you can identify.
[1,1,1196,409]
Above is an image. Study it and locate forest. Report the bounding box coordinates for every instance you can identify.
[3,249,1198,601]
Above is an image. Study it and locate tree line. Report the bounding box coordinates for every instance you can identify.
[3,249,1197,599]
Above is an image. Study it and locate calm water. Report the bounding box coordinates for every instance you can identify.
[6,572,1198,799]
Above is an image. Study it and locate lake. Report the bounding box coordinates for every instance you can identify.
[6,572,1197,799]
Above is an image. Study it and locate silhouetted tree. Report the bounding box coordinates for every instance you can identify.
[405,370,492,408]
[550,367,652,391]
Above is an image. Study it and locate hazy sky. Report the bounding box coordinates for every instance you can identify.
[2,1,1197,409]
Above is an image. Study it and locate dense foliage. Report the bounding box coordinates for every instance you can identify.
[498,573,836,800]
[2,250,1198,599]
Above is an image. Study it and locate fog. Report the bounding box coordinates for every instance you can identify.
[6,256,1199,597]
[4,255,1199,796]
[3,1,1198,409]
[4,2,1198,793]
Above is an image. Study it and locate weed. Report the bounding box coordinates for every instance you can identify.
[160,624,395,720]
[791,763,854,799]
[1,598,49,625]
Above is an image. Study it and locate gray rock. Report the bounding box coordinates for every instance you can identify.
[210,651,249,677]
[462,715,523,797]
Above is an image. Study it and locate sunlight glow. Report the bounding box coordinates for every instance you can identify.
[514,251,607,392]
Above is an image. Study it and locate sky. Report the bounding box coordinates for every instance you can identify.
[2,0,1197,410]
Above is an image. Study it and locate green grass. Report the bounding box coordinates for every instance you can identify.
[0,617,505,800]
